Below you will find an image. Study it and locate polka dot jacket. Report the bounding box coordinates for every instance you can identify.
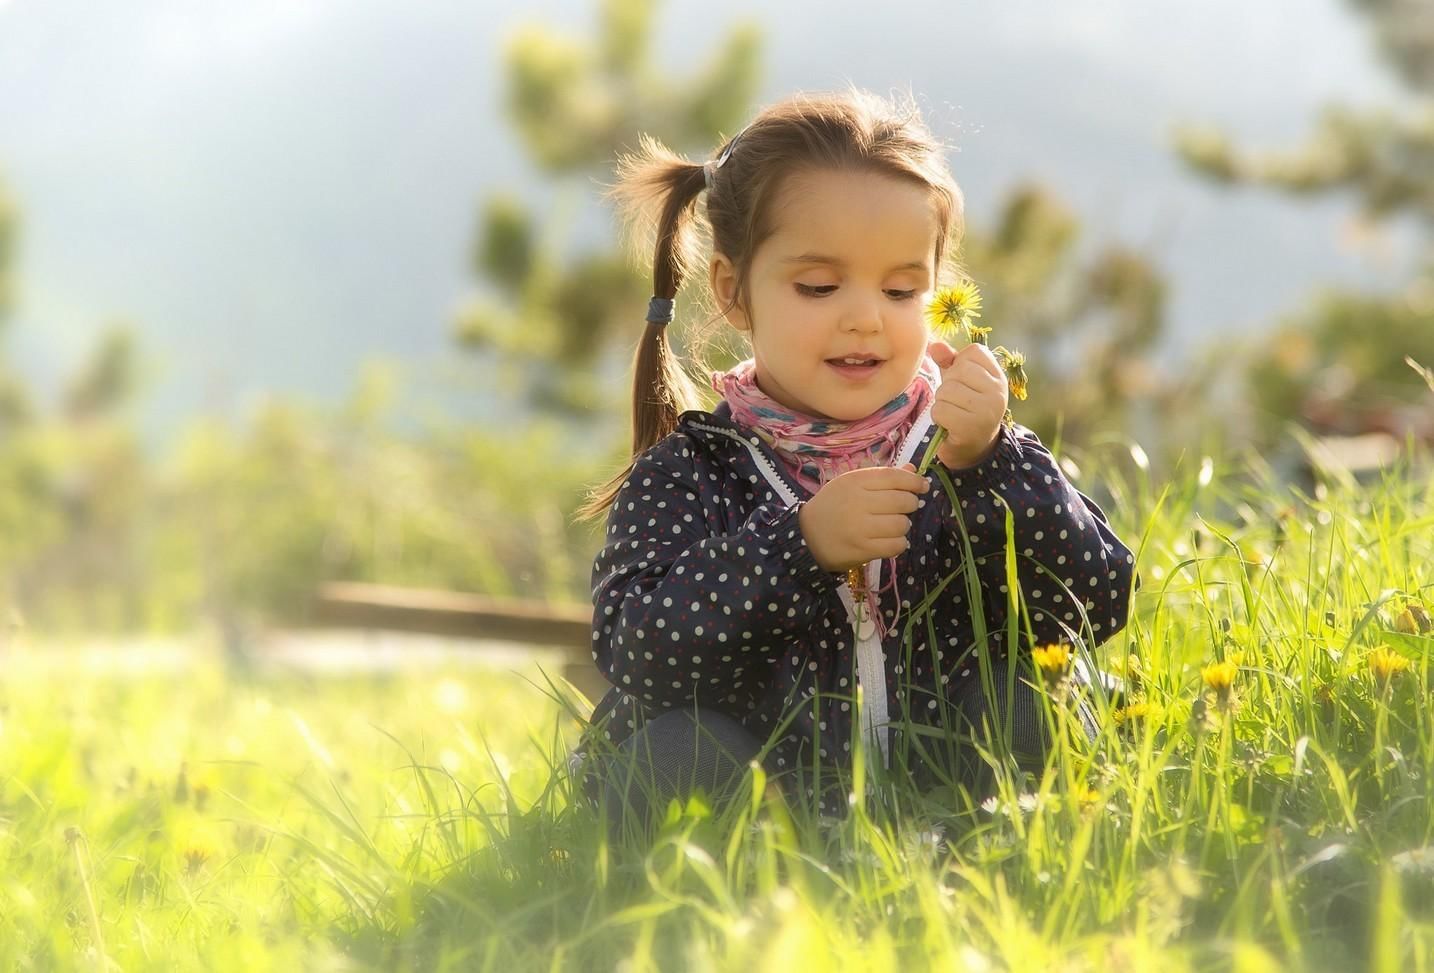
[575,399,1138,799]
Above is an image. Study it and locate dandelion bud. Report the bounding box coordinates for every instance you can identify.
[994,346,1028,400]
[1394,603,1432,635]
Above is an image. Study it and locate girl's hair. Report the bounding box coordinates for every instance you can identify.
[575,86,965,524]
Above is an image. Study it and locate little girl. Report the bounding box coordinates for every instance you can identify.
[572,88,1137,835]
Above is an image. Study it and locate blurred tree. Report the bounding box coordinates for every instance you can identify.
[62,324,142,421]
[454,0,761,417]
[955,186,1216,455]
[0,177,32,431]
[1172,0,1434,451]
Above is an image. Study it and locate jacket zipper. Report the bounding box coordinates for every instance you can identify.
[686,409,935,770]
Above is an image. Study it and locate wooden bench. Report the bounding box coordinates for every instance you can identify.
[307,581,609,701]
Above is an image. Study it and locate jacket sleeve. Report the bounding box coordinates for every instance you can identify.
[909,422,1138,653]
[590,435,845,711]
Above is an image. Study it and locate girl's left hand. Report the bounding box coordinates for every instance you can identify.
[927,338,1008,470]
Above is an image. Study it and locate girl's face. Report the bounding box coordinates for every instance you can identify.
[710,167,939,422]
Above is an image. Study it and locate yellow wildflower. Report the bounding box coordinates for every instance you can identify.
[925,280,983,337]
[1110,653,1146,692]
[1201,660,1237,693]
[1201,660,1238,711]
[1031,642,1072,689]
[994,346,1028,400]
[1113,700,1163,725]
[1368,645,1411,687]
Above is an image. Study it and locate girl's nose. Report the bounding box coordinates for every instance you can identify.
[840,292,883,333]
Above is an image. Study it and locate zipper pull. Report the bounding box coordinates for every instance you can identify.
[847,563,872,637]
[847,565,866,613]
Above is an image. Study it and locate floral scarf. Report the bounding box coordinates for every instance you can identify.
[710,354,942,640]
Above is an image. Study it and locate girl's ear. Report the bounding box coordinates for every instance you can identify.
[709,252,751,333]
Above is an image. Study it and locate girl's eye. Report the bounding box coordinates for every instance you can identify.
[795,284,918,300]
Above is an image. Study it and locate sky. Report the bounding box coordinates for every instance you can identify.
[0,0,1423,451]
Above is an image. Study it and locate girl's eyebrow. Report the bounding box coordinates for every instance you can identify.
[780,252,929,273]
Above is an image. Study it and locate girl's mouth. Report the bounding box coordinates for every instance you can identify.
[826,358,884,381]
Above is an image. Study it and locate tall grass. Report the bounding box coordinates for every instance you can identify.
[2,443,1431,971]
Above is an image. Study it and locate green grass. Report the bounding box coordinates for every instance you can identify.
[3,446,1433,971]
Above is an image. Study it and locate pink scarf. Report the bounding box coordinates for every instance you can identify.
[710,354,942,640]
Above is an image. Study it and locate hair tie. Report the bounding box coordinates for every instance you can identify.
[646,296,675,326]
[703,128,744,192]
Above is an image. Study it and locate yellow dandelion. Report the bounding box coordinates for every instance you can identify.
[1031,642,1072,688]
[1113,700,1163,725]
[994,346,1028,400]
[925,280,983,338]
[1111,653,1146,690]
[1368,645,1411,687]
[1075,785,1103,812]
[1201,660,1238,693]
[964,323,992,346]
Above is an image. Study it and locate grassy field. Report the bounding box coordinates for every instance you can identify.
[3,447,1432,972]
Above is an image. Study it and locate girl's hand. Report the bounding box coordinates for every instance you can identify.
[797,463,931,573]
[927,338,1008,470]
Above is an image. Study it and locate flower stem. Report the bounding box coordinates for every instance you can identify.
[916,428,947,476]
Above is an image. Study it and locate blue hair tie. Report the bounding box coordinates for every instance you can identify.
[646,296,675,326]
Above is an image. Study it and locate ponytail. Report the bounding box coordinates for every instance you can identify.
[574,136,713,525]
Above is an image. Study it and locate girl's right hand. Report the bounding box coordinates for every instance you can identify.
[797,462,931,573]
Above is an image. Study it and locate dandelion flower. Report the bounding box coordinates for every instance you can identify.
[916,277,1034,471]
[1111,653,1146,691]
[1201,660,1237,693]
[926,280,982,337]
[1201,660,1238,711]
[994,346,1028,400]
[1113,700,1163,725]
[1368,644,1411,687]
[1031,642,1072,689]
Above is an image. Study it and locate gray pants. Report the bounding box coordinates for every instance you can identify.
[586,655,1096,840]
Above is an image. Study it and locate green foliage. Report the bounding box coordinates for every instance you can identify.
[1172,0,1434,459]
[1,360,611,636]
[503,0,761,175]
[62,324,143,421]
[0,175,31,431]
[957,186,1206,453]
[460,0,761,416]
[0,177,15,323]
[1245,289,1434,443]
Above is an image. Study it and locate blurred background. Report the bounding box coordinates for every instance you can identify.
[0,0,1430,650]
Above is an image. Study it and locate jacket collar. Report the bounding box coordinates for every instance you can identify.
[676,399,937,491]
